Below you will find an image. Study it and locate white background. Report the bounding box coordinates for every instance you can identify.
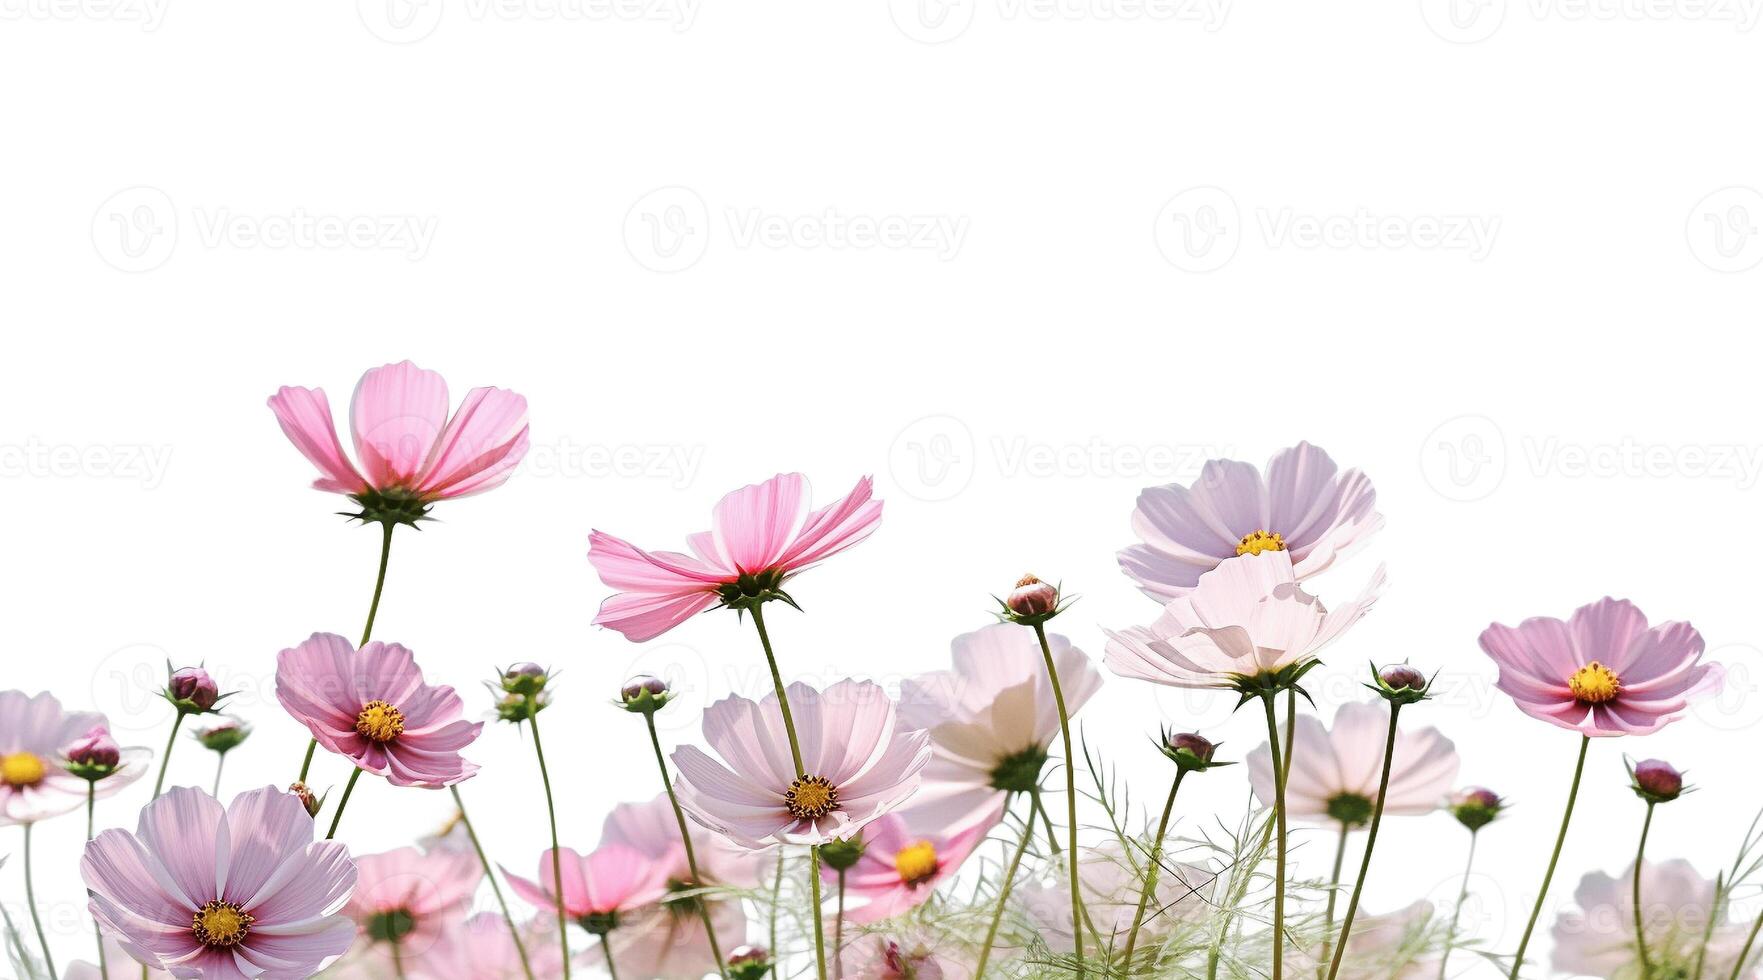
[3,1,1761,976]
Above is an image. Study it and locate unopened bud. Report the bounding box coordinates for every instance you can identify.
[1449,786,1504,832]
[727,945,772,980]
[1005,575,1059,619]
[819,837,867,871]
[502,662,549,697]
[289,781,322,818]
[1369,662,1431,705]
[167,666,220,712]
[64,725,121,769]
[1631,759,1685,804]
[194,717,251,754]
[620,675,672,713]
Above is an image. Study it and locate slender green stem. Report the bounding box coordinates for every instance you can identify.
[1,897,35,980]
[297,739,317,785]
[595,930,621,980]
[1634,802,1656,977]
[298,522,396,784]
[834,869,847,980]
[768,853,784,980]
[748,604,824,980]
[643,713,728,980]
[211,752,227,798]
[1031,622,1085,979]
[809,846,828,980]
[976,797,1038,979]
[528,712,571,980]
[1694,871,1725,980]
[151,712,185,798]
[1730,909,1763,980]
[449,786,537,980]
[88,784,108,980]
[1507,734,1591,980]
[1316,822,1350,979]
[1437,830,1480,980]
[390,937,408,979]
[323,767,364,840]
[1261,693,1288,980]
[23,823,56,979]
[1038,794,1062,856]
[1122,768,1188,969]
[1325,703,1403,980]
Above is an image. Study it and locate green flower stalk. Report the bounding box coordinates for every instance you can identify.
[1627,758,1688,975]
[1508,735,1592,979]
[1121,731,1231,969]
[1438,788,1505,979]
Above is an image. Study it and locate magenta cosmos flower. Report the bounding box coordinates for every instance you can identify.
[1,691,145,825]
[586,472,883,642]
[82,786,357,979]
[275,633,482,787]
[268,360,529,525]
[343,843,482,962]
[672,680,931,849]
[1479,597,1722,736]
[1247,702,1459,827]
[1104,550,1385,692]
[1118,442,1382,602]
[505,844,669,930]
[820,803,999,924]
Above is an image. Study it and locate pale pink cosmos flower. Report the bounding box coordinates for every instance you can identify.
[82,786,356,979]
[1247,702,1459,827]
[1479,597,1722,737]
[343,844,483,964]
[410,912,566,980]
[1019,842,1214,954]
[586,472,883,642]
[64,937,173,978]
[1551,860,1758,978]
[1104,550,1386,691]
[843,933,973,980]
[1119,442,1382,602]
[268,360,529,518]
[672,680,931,850]
[504,845,670,928]
[2,692,145,826]
[821,800,1002,924]
[1291,901,1440,979]
[275,633,483,788]
[898,625,1103,823]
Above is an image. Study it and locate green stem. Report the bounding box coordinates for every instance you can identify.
[1031,622,1085,980]
[768,853,784,980]
[595,930,621,980]
[1316,822,1350,979]
[298,521,396,784]
[809,846,828,980]
[1325,703,1403,980]
[1635,802,1656,977]
[528,711,571,980]
[1261,693,1288,980]
[1693,871,1724,980]
[1507,734,1591,980]
[1,897,36,980]
[1038,793,1062,856]
[323,768,364,840]
[1437,830,1480,980]
[449,786,537,980]
[748,604,824,980]
[297,739,317,785]
[211,752,227,798]
[1730,908,1763,980]
[88,784,107,980]
[975,797,1038,979]
[643,713,728,980]
[23,823,56,979]
[1121,769,1188,968]
[834,869,846,980]
[151,712,185,798]
[390,937,408,979]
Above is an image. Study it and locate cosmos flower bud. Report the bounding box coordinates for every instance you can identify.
[1368,661,1432,705]
[727,945,773,980]
[288,781,323,818]
[1630,759,1687,804]
[619,675,672,714]
[501,662,550,697]
[166,665,221,713]
[62,724,124,781]
[819,836,867,871]
[193,717,251,754]
[1449,786,1505,832]
[1160,730,1230,773]
[1006,575,1059,618]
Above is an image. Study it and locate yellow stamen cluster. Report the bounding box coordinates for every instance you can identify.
[0,752,46,787]
[1568,661,1621,704]
[1236,530,1287,556]
[893,840,940,887]
[192,901,253,948]
[784,774,840,820]
[354,700,405,743]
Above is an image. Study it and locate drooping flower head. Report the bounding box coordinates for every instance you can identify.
[344,843,483,961]
[672,680,930,849]
[2,692,145,825]
[1119,441,1382,601]
[1247,702,1459,828]
[1552,860,1759,978]
[1105,550,1385,696]
[820,799,1002,923]
[275,633,483,788]
[82,786,357,978]
[505,844,669,935]
[268,360,530,526]
[586,472,883,641]
[1479,597,1722,737]
[898,625,1102,821]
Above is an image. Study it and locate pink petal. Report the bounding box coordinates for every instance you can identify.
[774,474,884,570]
[414,386,530,500]
[267,386,367,495]
[219,787,317,908]
[708,473,810,573]
[138,787,225,906]
[350,360,449,489]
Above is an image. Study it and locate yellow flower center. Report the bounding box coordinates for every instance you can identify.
[191,901,253,948]
[354,700,405,743]
[0,752,46,787]
[1568,661,1621,704]
[1235,530,1286,556]
[893,840,940,887]
[784,775,840,820]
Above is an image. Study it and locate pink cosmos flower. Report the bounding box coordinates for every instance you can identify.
[2,692,145,826]
[898,624,1102,825]
[412,912,566,980]
[1104,550,1386,691]
[1247,702,1459,826]
[596,901,747,980]
[504,845,670,928]
[1479,597,1723,737]
[268,360,529,518]
[1292,901,1440,979]
[586,472,883,642]
[1551,860,1758,978]
[672,680,931,849]
[82,786,357,979]
[821,801,1002,923]
[275,633,482,788]
[343,844,483,963]
[1119,442,1382,601]
[1019,842,1214,954]
[843,933,973,980]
